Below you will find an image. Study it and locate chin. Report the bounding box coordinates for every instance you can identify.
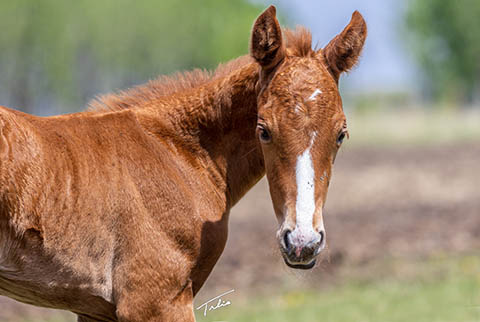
[283,258,316,270]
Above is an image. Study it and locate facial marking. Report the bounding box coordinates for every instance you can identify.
[307,89,322,101]
[319,170,328,182]
[295,132,317,232]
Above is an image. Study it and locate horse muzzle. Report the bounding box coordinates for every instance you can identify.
[278,228,325,269]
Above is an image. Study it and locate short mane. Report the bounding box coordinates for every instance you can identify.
[88,27,314,113]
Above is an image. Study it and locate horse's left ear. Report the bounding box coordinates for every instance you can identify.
[250,5,286,71]
[321,11,367,82]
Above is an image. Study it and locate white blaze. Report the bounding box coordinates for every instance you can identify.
[308,89,322,101]
[295,133,316,232]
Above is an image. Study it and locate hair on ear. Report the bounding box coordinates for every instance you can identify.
[322,11,367,82]
[250,5,286,70]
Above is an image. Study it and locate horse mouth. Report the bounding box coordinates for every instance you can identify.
[283,257,316,270]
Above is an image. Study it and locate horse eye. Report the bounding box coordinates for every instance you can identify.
[337,131,346,146]
[258,126,272,143]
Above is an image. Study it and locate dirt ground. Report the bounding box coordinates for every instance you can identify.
[1,143,479,321]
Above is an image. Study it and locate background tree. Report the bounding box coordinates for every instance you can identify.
[0,0,263,114]
[405,0,480,104]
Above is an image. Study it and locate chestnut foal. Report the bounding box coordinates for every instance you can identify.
[0,6,366,321]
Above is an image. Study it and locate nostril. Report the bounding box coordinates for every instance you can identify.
[283,229,291,250]
[318,231,325,245]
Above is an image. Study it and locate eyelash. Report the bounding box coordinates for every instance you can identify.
[337,128,348,146]
[257,125,272,143]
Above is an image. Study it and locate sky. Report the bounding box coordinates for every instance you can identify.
[255,0,418,94]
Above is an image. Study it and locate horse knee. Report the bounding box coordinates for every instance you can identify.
[116,280,195,322]
[116,303,195,322]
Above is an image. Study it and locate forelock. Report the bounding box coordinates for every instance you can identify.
[284,26,315,58]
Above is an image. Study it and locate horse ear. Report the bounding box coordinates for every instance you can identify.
[250,5,286,70]
[321,11,367,82]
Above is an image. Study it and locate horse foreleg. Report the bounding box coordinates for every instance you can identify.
[115,279,195,322]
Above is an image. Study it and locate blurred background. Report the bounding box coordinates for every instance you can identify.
[0,0,479,321]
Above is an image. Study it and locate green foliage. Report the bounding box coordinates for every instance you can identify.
[0,0,263,114]
[405,0,480,104]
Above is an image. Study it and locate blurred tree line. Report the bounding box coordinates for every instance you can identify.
[406,0,480,105]
[0,0,263,115]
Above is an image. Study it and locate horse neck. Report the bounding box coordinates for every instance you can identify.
[138,62,265,208]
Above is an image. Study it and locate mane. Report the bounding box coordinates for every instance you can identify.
[88,27,314,113]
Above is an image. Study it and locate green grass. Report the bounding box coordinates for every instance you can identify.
[196,256,480,322]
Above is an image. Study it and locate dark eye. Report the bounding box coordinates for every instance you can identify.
[337,131,346,146]
[257,126,272,143]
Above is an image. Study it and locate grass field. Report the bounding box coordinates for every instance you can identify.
[196,256,480,322]
[3,257,478,322]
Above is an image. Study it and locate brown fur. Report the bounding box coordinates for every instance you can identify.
[0,6,366,321]
[88,55,254,113]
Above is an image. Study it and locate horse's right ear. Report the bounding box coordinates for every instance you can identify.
[250,5,286,70]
